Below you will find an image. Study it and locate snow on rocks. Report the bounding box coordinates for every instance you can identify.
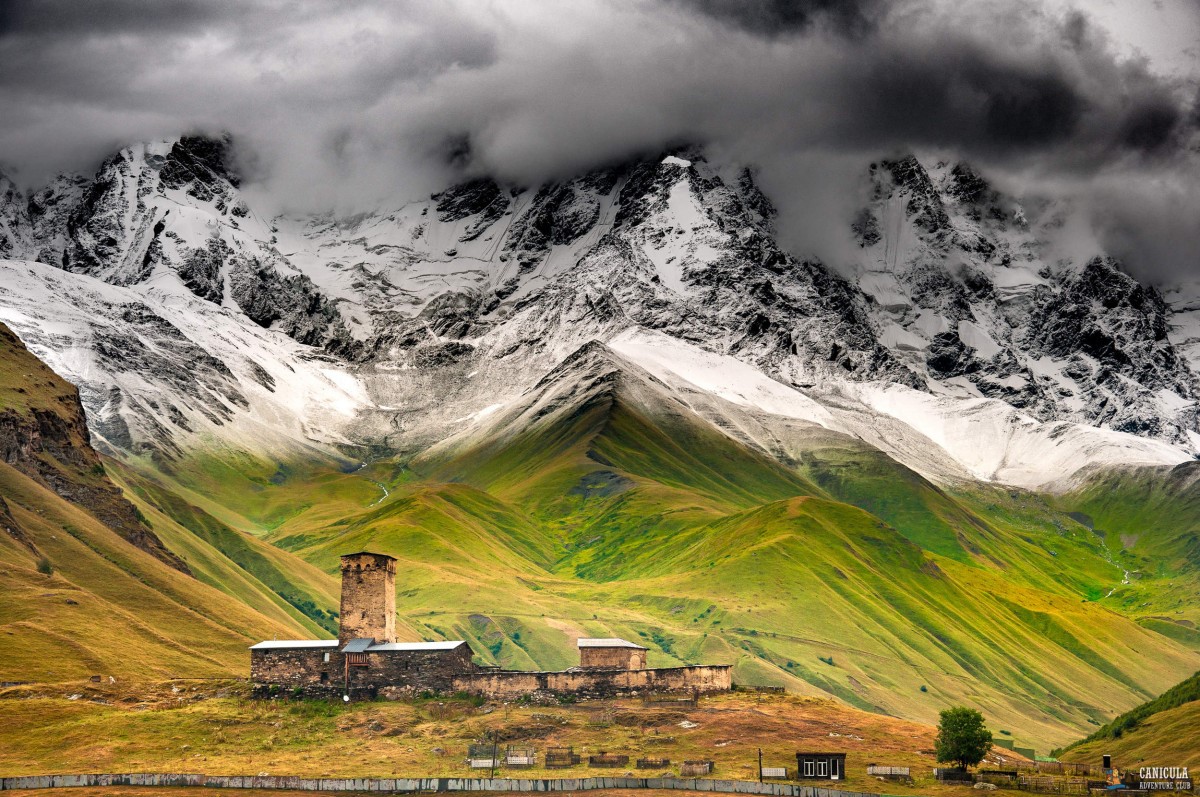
[1,136,1198,485]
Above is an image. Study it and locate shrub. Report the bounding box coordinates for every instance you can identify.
[36,557,53,576]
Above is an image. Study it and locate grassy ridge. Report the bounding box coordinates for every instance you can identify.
[141,346,1195,749]
[1059,671,1200,767]
[0,461,308,681]
[106,463,341,637]
[9,335,1199,752]
[1059,670,1200,751]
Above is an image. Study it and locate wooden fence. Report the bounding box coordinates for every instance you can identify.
[1028,763,1104,778]
[0,773,886,795]
[543,749,580,769]
[1016,775,1091,794]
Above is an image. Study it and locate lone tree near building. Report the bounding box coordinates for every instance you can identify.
[935,707,993,770]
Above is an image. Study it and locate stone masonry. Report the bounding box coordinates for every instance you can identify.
[578,638,648,670]
[338,552,396,645]
[250,551,731,700]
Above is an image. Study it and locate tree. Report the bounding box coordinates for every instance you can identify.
[935,706,993,770]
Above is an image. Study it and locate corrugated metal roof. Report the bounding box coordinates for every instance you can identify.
[577,637,647,649]
[366,641,465,652]
[250,638,466,653]
[249,640,338,650]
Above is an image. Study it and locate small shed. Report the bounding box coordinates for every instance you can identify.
[796,752,846,780]
[505,745,537,768]
[467,743,501,769]
[578,638,648,670]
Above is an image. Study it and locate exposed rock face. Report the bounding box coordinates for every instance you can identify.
[1023,258,1197,437]
[0,136,1198,483]
[0,495,35,554]
[21,135,357,355]
[28,174,90,266]
[0,172,33,260]
[851,154,1200,446]
[0,322,188,572]
[434,178,510,241]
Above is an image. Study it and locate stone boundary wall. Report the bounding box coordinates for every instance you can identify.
[0,773,879,795]
[452,665,732,700]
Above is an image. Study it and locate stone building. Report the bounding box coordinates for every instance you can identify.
[250,551,731,700]
[578,638,648,670]
[337,551,396,644]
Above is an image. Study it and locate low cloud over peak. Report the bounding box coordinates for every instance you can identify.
[1,0,1197,280]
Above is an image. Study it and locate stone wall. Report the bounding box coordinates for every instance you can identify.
[250,648,333,686]
[339,553,396,644]
[452,665,731,700]
[0,772,882,796]
[252,645,479,696]
[579,647,647,670]
[354,645,478,695]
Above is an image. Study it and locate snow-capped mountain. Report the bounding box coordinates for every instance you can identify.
[0,135,1195,488]
[853,156,1199,446]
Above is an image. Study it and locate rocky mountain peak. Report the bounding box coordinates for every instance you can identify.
[2,140,1198,479]
[0,170,32,260]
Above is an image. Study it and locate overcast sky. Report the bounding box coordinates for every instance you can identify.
[1,0,1198,279]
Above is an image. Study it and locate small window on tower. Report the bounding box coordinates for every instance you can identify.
[323,652,330,663]
[320,672,329,683]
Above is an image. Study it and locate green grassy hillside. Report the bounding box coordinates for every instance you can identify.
[0,460,309,681]
[111,343,1193,750]
[0,321,336,679]
[1060,671,1200,767]
[9,331,1200,752]
[1053,463,1200,647]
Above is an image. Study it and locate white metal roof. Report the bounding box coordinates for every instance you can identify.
[251,639,465,652]
[577,637,647,649]
[249,640,338,650]
[366,641,465,652]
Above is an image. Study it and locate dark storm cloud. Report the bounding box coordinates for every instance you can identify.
[667,0,887,38]
[0,0,1197,277]
[0,0,229,36]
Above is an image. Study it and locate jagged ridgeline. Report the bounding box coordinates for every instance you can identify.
[1,135,1199,750]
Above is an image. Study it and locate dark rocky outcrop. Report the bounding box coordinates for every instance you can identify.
[0,322,189,573]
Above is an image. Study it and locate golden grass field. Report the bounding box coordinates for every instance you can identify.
[0,683,1032,797]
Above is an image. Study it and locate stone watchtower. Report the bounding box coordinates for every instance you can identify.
[338,552,397,645]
